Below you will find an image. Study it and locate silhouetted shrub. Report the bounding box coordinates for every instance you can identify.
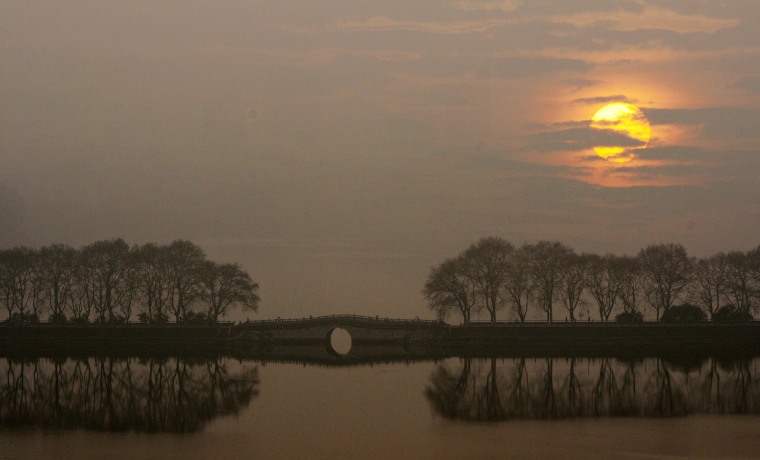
[49,311,68,324]
[138,311,169,324]
[615,311,644,323]
[713,305,752,323]
[181,311,211,325]
[109,314,128,324]
[7,312,39,324]
[661,304,707,323]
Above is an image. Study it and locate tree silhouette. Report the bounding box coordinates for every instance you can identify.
[585,254,626,322]
[558,252,587,322]
[134,243,171,323]
[200,262,260,322]
[693,253,729,320]
[462,237,513,324]
[1,239,259,323]
[638,243,693,321]
[0,247,40,321]
[426,237,760,322]
[526,241,572,323]
[166,240,206,322]
[724,251,756,318]
[423,256,477,322]
[36,244,77,323]
[503,245,534,322]
[78,239,135,323]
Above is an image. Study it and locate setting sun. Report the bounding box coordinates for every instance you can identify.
[590,102,651,162]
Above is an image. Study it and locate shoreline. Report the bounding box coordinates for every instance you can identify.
[2,322,759,360]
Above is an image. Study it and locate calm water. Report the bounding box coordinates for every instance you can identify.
[1,355,759,459]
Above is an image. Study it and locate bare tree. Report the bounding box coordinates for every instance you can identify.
[585,254,626,322]
[2,238,260,323]
[0,247,38,320]
[462,237,513,323]
[423,255,477,323]
[199,262,260,322]
[749,246,760,311]
[724,251,756,318]
[693,253,728,320]
[503,245,534,323]
[133,243,172,323]
[558,252,587,322]
[526,241,572,323]
[638,243,693,321]
[165,240,206,322]
[617,255,642,315]
[36,244,77,322]
[71,252,95,322]
[79,239,134,323]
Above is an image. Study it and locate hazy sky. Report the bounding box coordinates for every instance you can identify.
[2,1,760,319]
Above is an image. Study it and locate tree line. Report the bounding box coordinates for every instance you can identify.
[0,239,259,324]
[423,237,760,323]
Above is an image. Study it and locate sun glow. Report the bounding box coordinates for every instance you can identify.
[590,102,651,162]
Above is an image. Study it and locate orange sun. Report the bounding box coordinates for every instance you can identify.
[590,102,650,163]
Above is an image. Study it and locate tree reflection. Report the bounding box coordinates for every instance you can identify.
[560,358,582,417]
[508,358,531,418]
[425,356,760,421]
[0,357,259,432]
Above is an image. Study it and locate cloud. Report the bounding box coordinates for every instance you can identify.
[387,54,594,81]
[563,78,602,91]
[644,107,760,139]
[573,164,702,188]
[571,95,639,105]
[523,127,760,189]
[525,120,590,131]
[550,5,739,34]
[730,75,760,93]
[492,55,593,79]
[454,0,521,12]
[517,121,721,188]
[524,126,647,152]
[338,16,512,35]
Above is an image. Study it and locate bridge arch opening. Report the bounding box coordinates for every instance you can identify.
[326,327,352,356]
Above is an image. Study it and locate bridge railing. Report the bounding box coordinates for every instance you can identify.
[245,313,441,325]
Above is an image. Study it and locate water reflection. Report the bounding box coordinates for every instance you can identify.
[425,357,760,421]
[4,353,759,433]
[0,357,259,433]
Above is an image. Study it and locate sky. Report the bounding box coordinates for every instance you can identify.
[2,1,760,320]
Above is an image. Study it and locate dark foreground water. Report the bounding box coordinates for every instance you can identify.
[1,355,759,459]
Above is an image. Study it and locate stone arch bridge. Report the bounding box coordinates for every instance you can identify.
[239,314,444,345]
[231,314,446,364]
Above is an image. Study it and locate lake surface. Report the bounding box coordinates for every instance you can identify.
[1,355,759,459]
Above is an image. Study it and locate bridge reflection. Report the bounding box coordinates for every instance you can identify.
[236,342,446,367]
[425,356,760,421]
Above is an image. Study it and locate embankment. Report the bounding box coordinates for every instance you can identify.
[0,323,265,357]
[443,322,760,358]
[3,322,760,361]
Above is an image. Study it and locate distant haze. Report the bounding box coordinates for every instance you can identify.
[2,1,760,319]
